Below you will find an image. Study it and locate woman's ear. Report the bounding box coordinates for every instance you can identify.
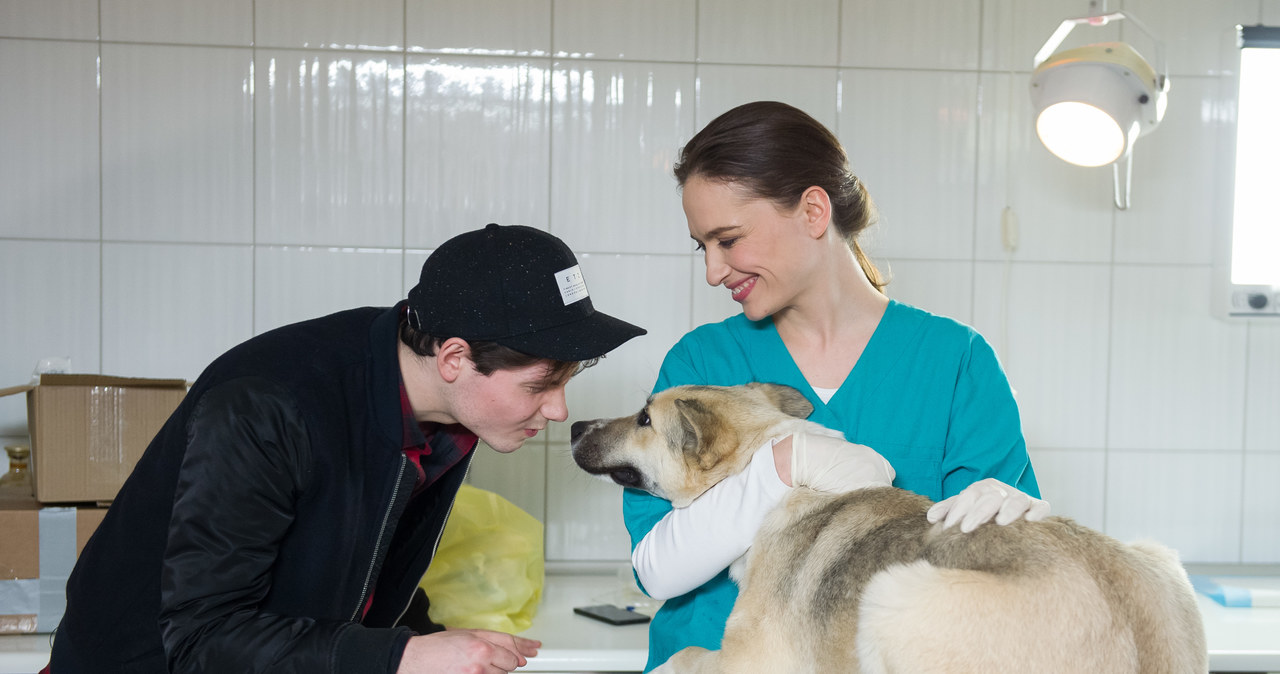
[435,337,471,383]
[800,186,832,239]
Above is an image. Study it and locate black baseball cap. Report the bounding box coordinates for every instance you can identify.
[406,223,646,362]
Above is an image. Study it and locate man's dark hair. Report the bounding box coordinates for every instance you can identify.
[398,321,596,388]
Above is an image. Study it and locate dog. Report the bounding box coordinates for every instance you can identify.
[570,383,1207,673]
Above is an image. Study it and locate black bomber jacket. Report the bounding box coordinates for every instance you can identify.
[50,304,472,673]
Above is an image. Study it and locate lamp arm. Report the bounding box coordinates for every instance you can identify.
[1032,11,1168,89]
[1115,11,1168,89]
[1113,153,1133,211]
[1033,13,1124,67]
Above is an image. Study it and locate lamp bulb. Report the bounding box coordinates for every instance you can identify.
[1036,102,1128,167]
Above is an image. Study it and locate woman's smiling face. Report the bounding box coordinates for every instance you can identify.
[682,175,816,322]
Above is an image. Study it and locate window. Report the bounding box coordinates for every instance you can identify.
[1220,25,1280,318]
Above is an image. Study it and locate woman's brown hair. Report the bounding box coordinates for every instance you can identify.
[672,101,885,292]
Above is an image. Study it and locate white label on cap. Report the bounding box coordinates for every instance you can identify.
[556,265,589,305]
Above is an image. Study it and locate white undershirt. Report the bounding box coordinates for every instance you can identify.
[811,385,837,404]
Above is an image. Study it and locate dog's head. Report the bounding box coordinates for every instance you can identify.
[569,383,813,506]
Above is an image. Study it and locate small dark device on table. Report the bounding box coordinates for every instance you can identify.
[573,604,651,625]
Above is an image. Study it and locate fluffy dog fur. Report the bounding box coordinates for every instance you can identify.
[570,383,1207,674]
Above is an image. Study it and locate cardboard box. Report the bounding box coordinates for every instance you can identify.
[0,374,187,503]
[0,495,108,634]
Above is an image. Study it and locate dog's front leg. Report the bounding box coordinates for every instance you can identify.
[651,646,721,674]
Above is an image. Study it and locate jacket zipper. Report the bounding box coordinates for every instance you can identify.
[350,454,409,622]
[391,459,472,625]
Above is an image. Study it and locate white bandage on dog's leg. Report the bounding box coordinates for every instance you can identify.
[789,431,895,495]
[632,440,789,600]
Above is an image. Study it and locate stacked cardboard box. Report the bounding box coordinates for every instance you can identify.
[0,496,108,633]
[0,374,186,634]
[0,374,187,503]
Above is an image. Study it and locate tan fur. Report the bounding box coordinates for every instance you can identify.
[569,383,1208,674]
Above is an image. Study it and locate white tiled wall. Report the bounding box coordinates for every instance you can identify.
[2,0,1277,565]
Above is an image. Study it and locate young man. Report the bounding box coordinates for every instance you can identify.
[45,224,645,674]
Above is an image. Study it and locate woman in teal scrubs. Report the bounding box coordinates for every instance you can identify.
[623,101,1046,671]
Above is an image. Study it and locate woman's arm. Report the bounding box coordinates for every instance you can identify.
[625,336,757,596]
[929,334,1048,531]
[630,440,790,599]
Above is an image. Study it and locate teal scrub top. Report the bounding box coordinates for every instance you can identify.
[623,300,1039,671]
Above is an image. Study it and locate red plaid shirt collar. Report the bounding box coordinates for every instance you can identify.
[398,378,477,495]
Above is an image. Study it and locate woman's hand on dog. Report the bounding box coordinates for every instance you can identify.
[926,477,1051,533]
[774,432,896,494]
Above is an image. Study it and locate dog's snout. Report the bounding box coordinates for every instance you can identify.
[570,420,591,443]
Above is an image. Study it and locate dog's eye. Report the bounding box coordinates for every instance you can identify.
[637,410,650,427]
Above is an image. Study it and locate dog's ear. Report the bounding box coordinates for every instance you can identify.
[752,383,813,419]
[673,397,727,469]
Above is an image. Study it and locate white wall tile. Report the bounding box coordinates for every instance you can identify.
[408,0,550,56]
[840,69,978,260]
[973,262,1110,449]
[0,0,97,39]
[467,440,548,528]
[551,60,695,255]
[1267,0,1280,23]
[841,0,980,70]
[698,0,839,66]
[404,250,430,297]
[1109,265,1248,451]
[974,73,1115,263]
[102,243,254,380]
[879,258,973,325]
[546,442,632,561]
[256,50,403,247]
[695,65,838,131]
[101,44,253,243]
[0,241,101,436]
[0,39,99,240]
[554,0,695,61]
[253,246,404,334]
[1242,452,1280,562]
[102,0,252,46]
[1246,324,1280,451]
[1027,448,1105,532]
[405,57,549,248]
[554,253,691,443]
[1105,450,1243,563]
[1114,77,1233,266]
[255,0,404,51]
[1125,0,1258,77]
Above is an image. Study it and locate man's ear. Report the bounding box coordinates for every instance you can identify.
[434,337,472,383]
[800,185,832,239]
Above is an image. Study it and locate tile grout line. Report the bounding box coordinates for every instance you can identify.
[97,0,105,375]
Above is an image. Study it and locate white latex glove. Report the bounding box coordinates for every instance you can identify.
[790,430,895,494]
[926,477,1050,533]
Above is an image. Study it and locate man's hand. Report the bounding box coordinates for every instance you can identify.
[398,628,541,673]
[926,477,1050,533]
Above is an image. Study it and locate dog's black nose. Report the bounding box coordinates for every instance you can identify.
[570,420,589,443]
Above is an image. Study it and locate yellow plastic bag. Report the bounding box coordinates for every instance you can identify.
[418,484,545,633]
